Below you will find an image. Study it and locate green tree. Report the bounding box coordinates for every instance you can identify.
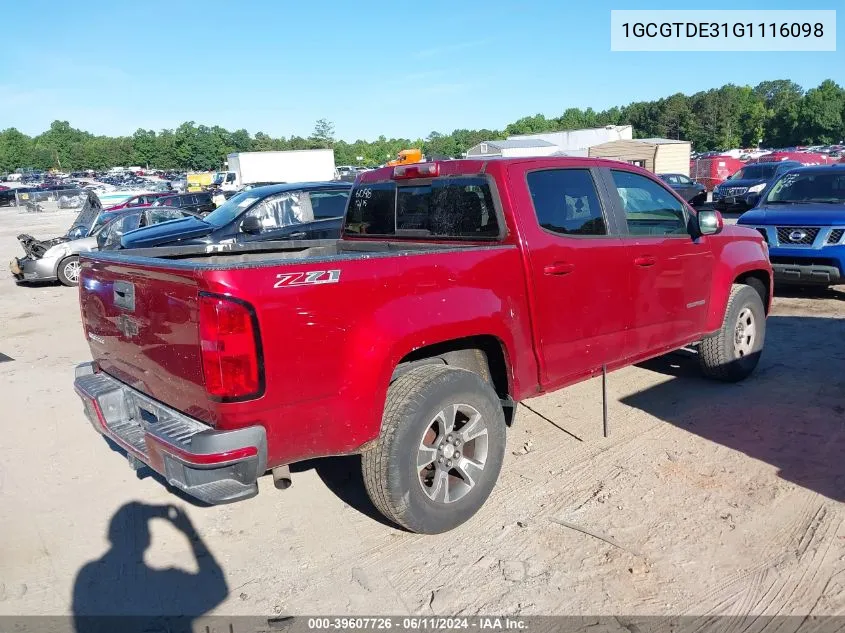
[0,128,34,172]
[505,114,551,136]
[310,119,335,148]
[798,80,845,144]
[656,94,694,140]
[132,129,158,167]
[754,80,803,147]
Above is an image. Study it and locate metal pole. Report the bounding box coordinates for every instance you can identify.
[602,364,608,438]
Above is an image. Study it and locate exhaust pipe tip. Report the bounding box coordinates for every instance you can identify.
[272,465,292,490]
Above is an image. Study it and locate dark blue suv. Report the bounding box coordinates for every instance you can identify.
[713,161,802,212]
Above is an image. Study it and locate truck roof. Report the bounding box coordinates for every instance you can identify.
[356,156,659,183]
[238,181,352,196]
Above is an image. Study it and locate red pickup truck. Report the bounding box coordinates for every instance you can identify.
[74,158,772,534]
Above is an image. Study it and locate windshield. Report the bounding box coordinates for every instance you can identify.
[212,174,224,185]
[730,164,779,181]
[764,171,845,204]
[202,190,259,227]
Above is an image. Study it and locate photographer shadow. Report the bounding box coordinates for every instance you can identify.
[72,502,228,633]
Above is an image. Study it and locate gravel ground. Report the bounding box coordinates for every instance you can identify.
[0,208,842,624]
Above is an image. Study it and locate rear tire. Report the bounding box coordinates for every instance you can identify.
[699,284,765,382]
[362,365,506,533]
[57,255,80,286]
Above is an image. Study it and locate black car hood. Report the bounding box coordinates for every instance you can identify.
[120,216,214,249]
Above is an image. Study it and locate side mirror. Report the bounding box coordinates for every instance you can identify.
[697,210,723,236]
[241,215,262,234]
[744,192,760,208]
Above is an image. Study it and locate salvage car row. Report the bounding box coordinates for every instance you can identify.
[9,182,352,284]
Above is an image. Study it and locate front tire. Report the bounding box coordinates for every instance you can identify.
[699,284,766,382]
[362,365,506,533]
[57,255,80,286]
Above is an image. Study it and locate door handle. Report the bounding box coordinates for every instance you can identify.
[634,255,657,267]
[543,262,575,276]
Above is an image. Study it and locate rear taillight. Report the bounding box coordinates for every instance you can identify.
[198,294,263,401]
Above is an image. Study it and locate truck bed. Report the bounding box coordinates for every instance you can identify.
[104,238,489,267]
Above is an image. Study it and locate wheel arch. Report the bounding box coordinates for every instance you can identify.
[734,269,771,314]
[391,335,515,425]
[56,252,80,278]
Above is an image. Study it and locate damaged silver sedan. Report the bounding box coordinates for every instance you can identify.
[10,193,199,286]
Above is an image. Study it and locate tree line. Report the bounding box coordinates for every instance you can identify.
[1,79,843,174]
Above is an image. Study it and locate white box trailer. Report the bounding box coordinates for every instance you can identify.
[218,149,337,190]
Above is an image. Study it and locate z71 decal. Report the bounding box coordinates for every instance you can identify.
[274,270,341,288]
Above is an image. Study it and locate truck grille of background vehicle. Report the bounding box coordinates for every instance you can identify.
[776,227,818,246]
[725,187,748,196]
[827,229,844,245]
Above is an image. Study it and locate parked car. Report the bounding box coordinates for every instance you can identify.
[658,173,707,205]
[150,192,216,216]
[712,161,802,212]
[104,192,172,211]
[121,182,351,248]
[737,165,845,286]
[0,188,22,206]
[73,157,771,533]
[10,204,197,286]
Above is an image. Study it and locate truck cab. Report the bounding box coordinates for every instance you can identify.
[212,171,239,191]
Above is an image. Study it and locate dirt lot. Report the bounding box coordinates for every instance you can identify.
[0,208,843,623]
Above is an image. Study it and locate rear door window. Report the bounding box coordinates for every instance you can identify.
[344,177,499,239]
[526,169,607,236]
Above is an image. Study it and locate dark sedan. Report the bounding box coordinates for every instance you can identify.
[120,182,352,249]
[658,173,707,206]
[150,192,216,216]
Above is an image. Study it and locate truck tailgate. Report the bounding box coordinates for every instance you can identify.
[79,257,214,423]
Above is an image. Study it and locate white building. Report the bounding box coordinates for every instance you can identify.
[508,125,633,157]
[464,139,559,158]
[465,125,635,159]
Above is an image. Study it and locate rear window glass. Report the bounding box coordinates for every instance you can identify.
[344,177,500,239]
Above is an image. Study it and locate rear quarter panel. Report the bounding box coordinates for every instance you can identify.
[200,245,536,467]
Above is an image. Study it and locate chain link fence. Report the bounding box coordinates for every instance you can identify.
[14,188,88,213]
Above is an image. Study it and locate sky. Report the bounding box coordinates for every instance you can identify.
[1,0,842,142]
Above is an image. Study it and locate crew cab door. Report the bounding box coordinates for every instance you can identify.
[513,165,631,389]
[600,168,714,357]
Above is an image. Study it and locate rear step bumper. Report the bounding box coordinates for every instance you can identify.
[73,363,267,504]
